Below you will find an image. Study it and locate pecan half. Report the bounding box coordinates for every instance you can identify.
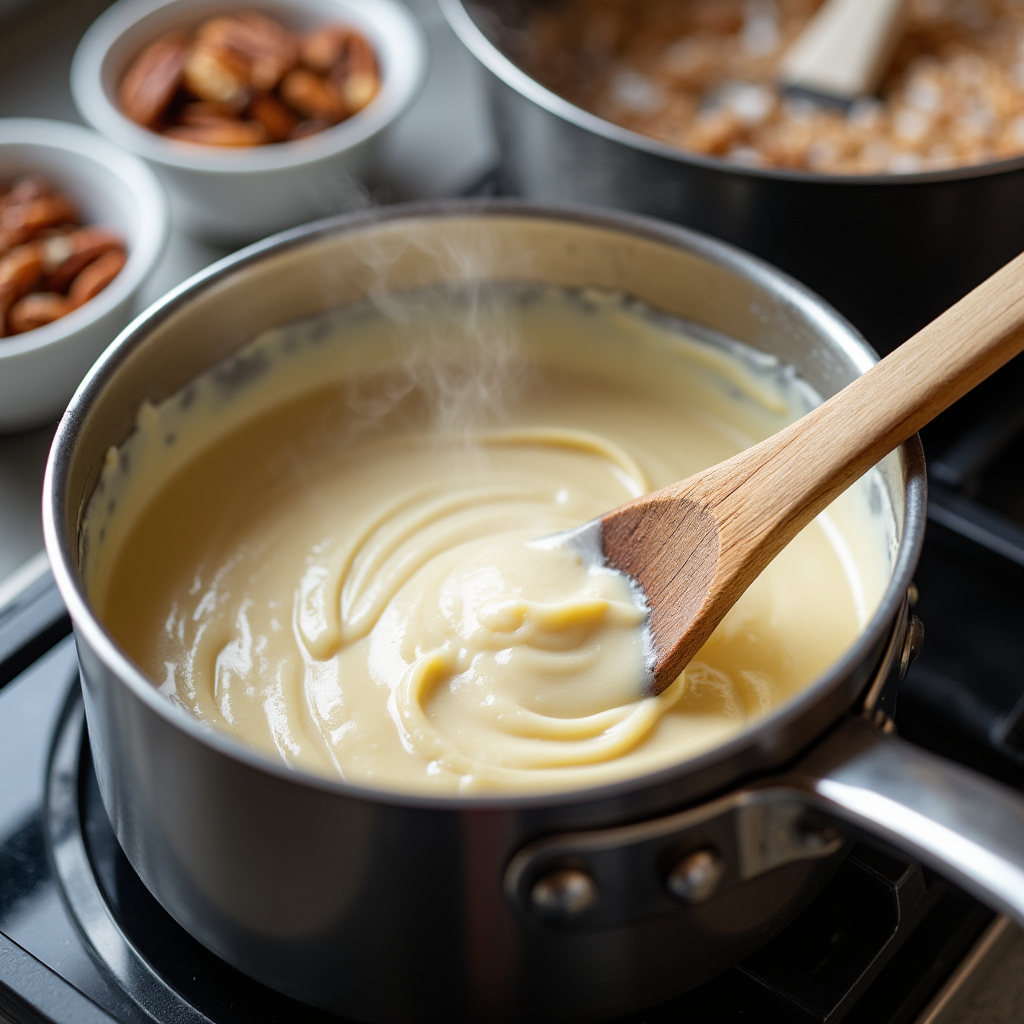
[68,249,127,308]
[306,26,378,77]
[280,69,346,123]
[326,31,379,114]
[183,41,251,110]
[164,120,268,146]
[301,25,352,73]
[178,101,238,126]
[34,223,77,241]
[249,92,299,141]
[198,12,300,91]
[42,227,125,293]
[0,244,44,335]
[338,71,379,114]
[119,32,190,127]
[344,31,379,77]
[0,176,51,218]
[7,292,73,334]
[0,193,79,250]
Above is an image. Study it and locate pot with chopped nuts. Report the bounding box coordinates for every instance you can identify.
[444,0,1024,353]
[0,118,167,431]
[72,0,427,243]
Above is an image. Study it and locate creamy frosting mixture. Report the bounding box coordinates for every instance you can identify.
[88,287,892,795]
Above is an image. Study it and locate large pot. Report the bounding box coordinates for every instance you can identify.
[42,201,1024,1024]
[441,0,1024,355]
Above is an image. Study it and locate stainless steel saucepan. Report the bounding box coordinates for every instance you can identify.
[42,201,1024,1023]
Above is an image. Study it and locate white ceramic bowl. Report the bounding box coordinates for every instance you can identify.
[71,0,428,244]
[0,119,168,433]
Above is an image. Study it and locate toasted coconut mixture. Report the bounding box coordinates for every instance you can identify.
[525,0,1024,173]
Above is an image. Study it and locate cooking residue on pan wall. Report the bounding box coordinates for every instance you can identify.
[86,286,893,794]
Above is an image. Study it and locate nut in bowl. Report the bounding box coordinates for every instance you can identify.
[0,119,167,433]
[1,175,128,337]
[72,0,427,243]
[118,11,381,146]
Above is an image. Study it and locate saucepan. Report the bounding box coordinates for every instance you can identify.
[41,200,1024,1023]
[441,0,1024,354]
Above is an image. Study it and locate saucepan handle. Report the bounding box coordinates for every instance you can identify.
[790,715,1024,927]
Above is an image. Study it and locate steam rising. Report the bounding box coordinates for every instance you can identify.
[318,207,533,442]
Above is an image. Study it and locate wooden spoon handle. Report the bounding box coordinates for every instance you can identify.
[712,248,1024,579]
[600,249,1024,692]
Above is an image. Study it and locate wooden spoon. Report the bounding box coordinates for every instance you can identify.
[779,0,908,105]
[563,251,1024,694]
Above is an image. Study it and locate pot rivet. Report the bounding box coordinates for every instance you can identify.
[530,868,597,918]
[666,848,724,904]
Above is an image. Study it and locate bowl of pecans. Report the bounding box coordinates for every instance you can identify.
[72,0,427,244]
[0,119,168,432]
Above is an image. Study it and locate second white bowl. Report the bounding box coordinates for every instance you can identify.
[72,0,428,244]
[0,118,168,432]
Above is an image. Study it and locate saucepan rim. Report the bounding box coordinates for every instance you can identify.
[440,0,1024,189]
[43,197,927,813]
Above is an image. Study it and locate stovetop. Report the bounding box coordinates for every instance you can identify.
[2,354,1023,1023]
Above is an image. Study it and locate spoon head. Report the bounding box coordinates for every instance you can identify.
[531,501,722,695]
[528,518,655,687]
[527,518,604,562]
[600,495,722,694]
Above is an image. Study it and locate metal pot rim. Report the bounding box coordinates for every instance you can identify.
[440,0,1024,188]
[43,197,927,814]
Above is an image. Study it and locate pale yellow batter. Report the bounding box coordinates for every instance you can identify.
[87,287,892,795]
